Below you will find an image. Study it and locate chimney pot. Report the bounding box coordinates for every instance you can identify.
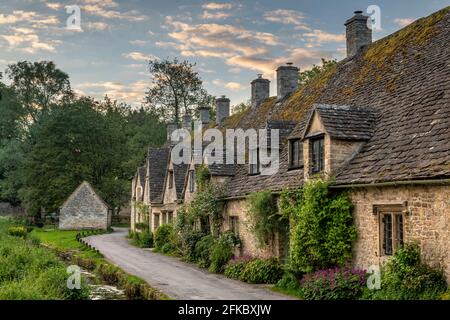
[345,10,372,57]
[276,64,299,100]
[216,96,230,124]
[182,114,192,132]
[251,74,270,109]
[166,122,178,142]
[198,107,210,124]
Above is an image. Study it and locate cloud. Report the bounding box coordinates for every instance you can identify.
[164,17,278,59]
[1,33,57,53]
[394,18,416,27]
[225,48,334,77]
[123,51,158,61]
[0,10,58,25]
[76,79,149,105]
[201,11,231,20]
[46,3,62,10]
[202,3,233,10]
[263,9,311,30]
[303,30,345,44]
[85,21,110,30]
[81,0,147,21]
[212,79,245,91]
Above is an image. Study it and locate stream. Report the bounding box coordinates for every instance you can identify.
[81,269,127,300]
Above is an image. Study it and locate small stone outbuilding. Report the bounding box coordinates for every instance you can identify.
[59,181,111,230]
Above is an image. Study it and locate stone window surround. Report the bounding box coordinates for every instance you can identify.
[310,134,325,174]
[249,148,260,176]
[288,138,302,170]
[373,202,409,257]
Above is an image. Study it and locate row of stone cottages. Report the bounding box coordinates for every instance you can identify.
[131,9,450,281]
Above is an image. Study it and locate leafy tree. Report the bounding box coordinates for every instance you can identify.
[299,59,337,87]
[18,97,129,218]
[5,61,73,122]
[145,58,212,123]
[231,100,250,115]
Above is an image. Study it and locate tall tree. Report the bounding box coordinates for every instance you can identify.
[6,61,73,122]
[145,58,211,123]
[298,59,337,87]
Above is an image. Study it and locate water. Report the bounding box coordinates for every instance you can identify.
[81,269,126,300]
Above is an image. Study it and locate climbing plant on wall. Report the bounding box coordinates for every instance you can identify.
[280,179,357,274]
[247,190,287,247]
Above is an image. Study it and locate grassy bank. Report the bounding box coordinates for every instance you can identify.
[0,217,90,300]
[30,224,169,300]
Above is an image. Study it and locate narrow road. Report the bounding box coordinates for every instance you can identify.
[85,228,293,300]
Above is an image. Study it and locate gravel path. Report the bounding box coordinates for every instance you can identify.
[85,228,293,300]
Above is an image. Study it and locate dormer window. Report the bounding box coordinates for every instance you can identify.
[310,136,324,174]
[249,148,260,175]
[289,139,302,169]
[168,170,174,189]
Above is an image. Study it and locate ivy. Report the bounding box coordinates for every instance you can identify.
[280,179,357,274]
[247,190,287,247]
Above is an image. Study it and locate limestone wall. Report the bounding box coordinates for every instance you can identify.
[59,183,109,230]
[350,184,450,281]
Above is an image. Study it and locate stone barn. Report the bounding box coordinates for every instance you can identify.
[59,181,111,230]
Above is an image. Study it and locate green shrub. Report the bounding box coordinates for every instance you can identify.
[281,180,357,273]
[367,243,447,300]
[208,232,240,273]
[130,230,153,248]
[134,222,149,231]
[240,259,284,284]
[194,235,214,268]
[441,290,450,300]
[160,242,176,254]
[277,272,301,293]
[224,259,249,280]
[7,226,28,238]
[154,224,173,251]
[180,230,205,262]
[299,267,367,300]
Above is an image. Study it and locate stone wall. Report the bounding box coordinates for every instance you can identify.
[350,184,450,282]
[0,202,25,216]
[223,198,283,259]
[59,182,110,230]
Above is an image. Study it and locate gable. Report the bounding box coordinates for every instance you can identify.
[303,111,326,139]
[61,181,108,211]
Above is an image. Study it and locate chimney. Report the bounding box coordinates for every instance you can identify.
[166,121,177,141]
[276,62,299,100]
[345,10,372,57]
[182,113,192,132]
[251,74,270,109]
[198,107,210,124]
[216,95,230,124]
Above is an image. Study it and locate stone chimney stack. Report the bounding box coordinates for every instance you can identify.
[216,95,230,124]
[345,10,372,57]
[167,121,178,142]
[182,114,192,132]
[251,74,270,109]
[276,63,299,100]
[198,107,210,125]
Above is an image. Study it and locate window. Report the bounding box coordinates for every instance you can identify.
[153,213,160,230]
[162,212,167,225]
[168,170,174,189]
[229,216,239,235]
[168,211,173,224]
[249,148,260,175]
[189,170,195,193]
[310,136,324,174]
[289,139,302,169]
[381,212,404,255]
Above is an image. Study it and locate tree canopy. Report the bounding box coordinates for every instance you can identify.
[145,58,212,123]
[0,60,166,220]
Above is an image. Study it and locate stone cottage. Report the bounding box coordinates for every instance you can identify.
[59,181,111,230]
[132,8,450,280]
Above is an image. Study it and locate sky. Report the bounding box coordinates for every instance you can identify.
[1,0,449,108]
